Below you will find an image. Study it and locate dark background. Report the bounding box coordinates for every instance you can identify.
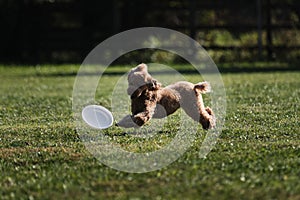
[0,0,299,64]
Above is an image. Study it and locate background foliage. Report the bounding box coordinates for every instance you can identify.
[0,0,299,63]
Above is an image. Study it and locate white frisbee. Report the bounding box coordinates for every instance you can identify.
[81,105,113,129]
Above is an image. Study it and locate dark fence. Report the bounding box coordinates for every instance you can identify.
[0,0,299,63]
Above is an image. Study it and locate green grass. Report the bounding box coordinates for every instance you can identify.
[0,64,299,200]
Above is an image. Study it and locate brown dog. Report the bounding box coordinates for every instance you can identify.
[117,63,215,130]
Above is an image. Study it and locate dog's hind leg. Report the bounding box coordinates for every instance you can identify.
[180,83,215,130]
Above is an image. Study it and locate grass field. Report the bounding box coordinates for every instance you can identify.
[0,64,299,200]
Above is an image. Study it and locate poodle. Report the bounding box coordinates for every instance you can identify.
[116,63,215,130]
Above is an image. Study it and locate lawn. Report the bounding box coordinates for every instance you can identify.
[0,64,299,200]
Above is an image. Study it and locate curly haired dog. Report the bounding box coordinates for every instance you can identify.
[117,63,215,130]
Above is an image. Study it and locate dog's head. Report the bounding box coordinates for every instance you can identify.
[127,63,161,98]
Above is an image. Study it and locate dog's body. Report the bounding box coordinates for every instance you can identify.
[117,63,215,130]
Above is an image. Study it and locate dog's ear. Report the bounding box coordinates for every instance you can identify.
[128,85,148,99]
[127,85,141,96]
[128,80,161,99]
[127,85,136,96]
[194,81,211,93]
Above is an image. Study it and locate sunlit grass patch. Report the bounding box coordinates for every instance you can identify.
[0,64,299,199]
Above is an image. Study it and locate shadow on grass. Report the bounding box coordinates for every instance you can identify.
[37,64,300,77]
[11,62,300,77]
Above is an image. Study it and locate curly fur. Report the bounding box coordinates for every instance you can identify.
[117,63,216,130]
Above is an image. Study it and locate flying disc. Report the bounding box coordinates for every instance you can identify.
[82,105,113,129]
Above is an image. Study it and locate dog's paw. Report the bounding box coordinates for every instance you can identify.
[200,107,216,130]
[206,107,216,129]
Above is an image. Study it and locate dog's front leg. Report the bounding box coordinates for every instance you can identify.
[117,100,156,128]
[116,111,154,128]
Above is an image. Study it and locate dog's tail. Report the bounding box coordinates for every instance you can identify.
[194,81,211,94]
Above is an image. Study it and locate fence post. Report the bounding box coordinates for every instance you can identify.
[266,0,273,60]
[256,0,263,60]
[189,0,196,40]
[112,0,120,34]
